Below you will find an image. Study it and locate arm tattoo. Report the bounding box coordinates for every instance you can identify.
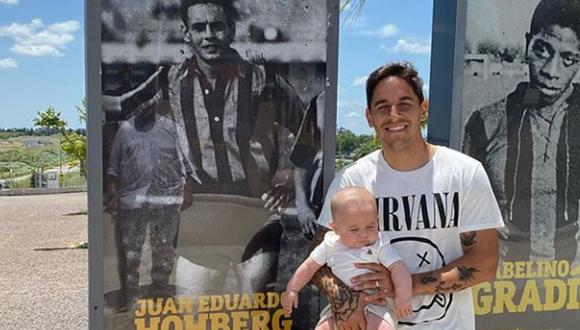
[419,266,479,294]
[310,228,359,322]
[312,266,359,322]
[460,231,477,247]
[435,282,463,293]
[419,273,438,285]
[457,265,479,282]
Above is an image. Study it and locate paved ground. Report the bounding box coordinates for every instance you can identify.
[0,192,88,330]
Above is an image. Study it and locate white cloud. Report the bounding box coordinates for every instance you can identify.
[382,39,431,54]
[423,84,430,97]
[0,19,80,57]
[352,76,368,87]
[360,24,398,38]
[0,58,18,69]
[0,0,19,5]
[346,112,362,118]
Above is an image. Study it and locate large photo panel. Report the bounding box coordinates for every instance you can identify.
[459,0,580,328]
[99,0,334,328]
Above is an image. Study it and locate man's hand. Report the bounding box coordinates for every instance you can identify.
[263,168,295,215]
[104,194,116,213]
[281,291,298,316]
[297,206,317,240]
[351,262,395,303]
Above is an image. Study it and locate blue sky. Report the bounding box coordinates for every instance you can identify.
[0,0,432,133]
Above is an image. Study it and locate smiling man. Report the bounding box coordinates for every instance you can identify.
[312,62,504,329]
[463,0,580,264]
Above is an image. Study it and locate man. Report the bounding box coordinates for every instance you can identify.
[312,62,504,329]
[463,0,580,264]
[105,0,305,292]
[105,103,192,311]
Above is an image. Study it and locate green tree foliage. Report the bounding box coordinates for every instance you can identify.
[336,127,359,156]
[33,99,87,177]
[351,135,381,160]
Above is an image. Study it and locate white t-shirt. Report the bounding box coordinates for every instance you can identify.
[310,231,402,286]
[318,146,504,330]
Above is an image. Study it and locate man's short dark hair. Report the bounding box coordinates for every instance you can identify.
[530,0,580,38]
[180,0,239,27]
[365,62,424,107]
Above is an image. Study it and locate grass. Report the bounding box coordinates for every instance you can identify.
[0,134,86,188]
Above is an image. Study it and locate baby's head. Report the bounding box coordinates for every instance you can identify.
[330,187,379,248]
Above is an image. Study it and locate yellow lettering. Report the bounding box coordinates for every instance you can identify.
[198,296,210,313]
[162,297,178,315]
[239,294,252,310]
[544,279,568,311]
[251,310,270,330]
[209,313,229,330]
[253,293,266,309]
[149,299,163,316]
[493,281,517,313]
[160,315,183,330]
[231,311,250,329]
[566,278,579,310]
[177,297,194,314]
[135,299,148,317]
[544,260,558,277]
[525,261,536,278]
[210,295,224,311]
[502,262,514,279]
[224,294,239,311]
[135,316,160,330]
[517,280,542,312]
[183,313,209,330]
[272,309,292,330]
[514,261,526,279]
[472,282,493,315]
[557,260,570,277]
[267,292,280,308]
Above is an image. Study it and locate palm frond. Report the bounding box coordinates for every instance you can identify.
[340,0,367,27]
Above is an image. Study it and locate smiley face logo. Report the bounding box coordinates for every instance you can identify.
[390,236,453,326]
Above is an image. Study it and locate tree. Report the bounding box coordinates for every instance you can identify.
[352,134,381,160]
[33,99,87,177]
[336,127,359,157]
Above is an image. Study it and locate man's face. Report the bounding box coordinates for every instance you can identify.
[184,3,234,62]
[365,77,427,153]
[527,24,580,105]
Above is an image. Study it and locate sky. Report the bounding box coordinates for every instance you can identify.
[0,0,433,134]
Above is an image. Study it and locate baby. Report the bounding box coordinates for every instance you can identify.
[281,187,412,329]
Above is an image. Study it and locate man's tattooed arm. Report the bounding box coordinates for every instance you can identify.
[415,266,480,294]
[310,228,363,322]
[460,231,477,247]
[411,229,498,296]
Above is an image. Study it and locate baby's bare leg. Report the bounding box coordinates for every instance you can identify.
[315,316,334,330]
[366,313,395,330]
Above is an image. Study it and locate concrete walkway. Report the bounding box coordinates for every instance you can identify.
[0,192,87,330]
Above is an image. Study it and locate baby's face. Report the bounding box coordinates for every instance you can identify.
[333,207,379,248]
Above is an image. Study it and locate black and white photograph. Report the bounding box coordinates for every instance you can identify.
[99,0,331,328]
[460,0,580,328]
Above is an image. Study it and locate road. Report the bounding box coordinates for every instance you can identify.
[0,192,87,329]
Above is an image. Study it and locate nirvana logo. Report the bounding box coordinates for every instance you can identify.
[377,192,459,231]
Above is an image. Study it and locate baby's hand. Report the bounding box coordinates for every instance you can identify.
[281,291,299,316]
[394,296,413,319]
